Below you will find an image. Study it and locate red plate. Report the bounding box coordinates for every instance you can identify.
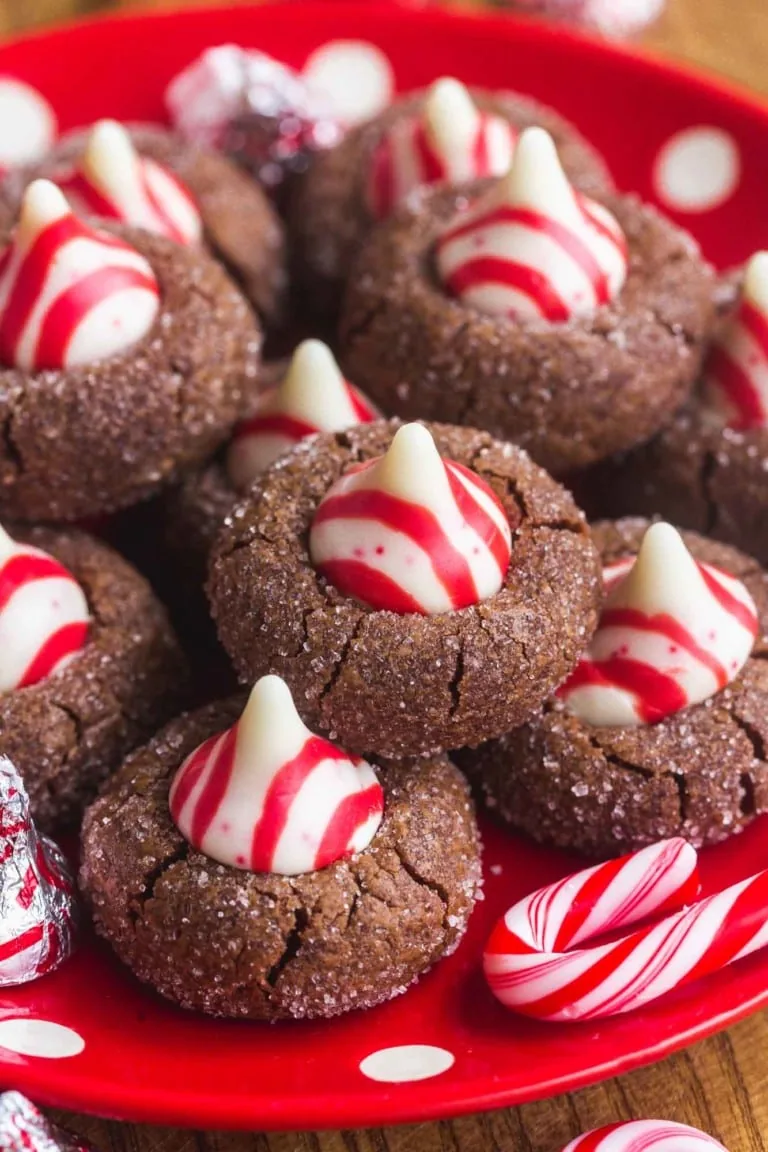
[2,1,768,1131]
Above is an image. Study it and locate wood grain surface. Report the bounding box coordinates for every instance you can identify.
[2,0,768,1148]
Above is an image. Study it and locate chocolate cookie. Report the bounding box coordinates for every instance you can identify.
[208,419,601,757]
[339,186,714,477]
[80,695,481,1020]
[0,526,186,830]
[290,87,614,325]
[590,402,768,567]
[2,123,287,327]
[0,223,261,523]
[458,518,768,857]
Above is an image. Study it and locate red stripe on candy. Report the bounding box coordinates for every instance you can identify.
[443,254,571,322]
[17,620,89,688]
[0,922,44,962]
[189,726,238,849]
[234,412,318,444]
[58,170,122,220]
[561,656,687,724]
[316,558,426,614]
[314,782,384,870]
[0,553,74,613]
[699,565,759,635]
[600,607,730,688]
[33,264,158,370]
[706,344,764,429]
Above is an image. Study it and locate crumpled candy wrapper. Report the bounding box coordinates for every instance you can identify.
[0,1093,96,1152]
[501,0,666,37]
[166,45,342,202]
[0,757,78,987]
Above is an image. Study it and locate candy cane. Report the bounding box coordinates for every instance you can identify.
[560,1121,727,1151]
[484,838,768,1021]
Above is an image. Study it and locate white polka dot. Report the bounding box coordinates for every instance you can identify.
[360,1044,455,1083]
[303,42,394,126]
[0,79,56,169]
[654,127,740,213]
[0,1019,84,1059]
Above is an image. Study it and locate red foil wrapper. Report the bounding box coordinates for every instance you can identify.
[0,758,78,987]
[165,46,342,204]
[0,1093,95,1152]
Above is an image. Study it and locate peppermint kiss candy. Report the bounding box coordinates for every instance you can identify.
[560,522,758,727]
[0,180,160,372]
[226,340,378,491]
[484,837,768,1022]
[0,79,57,176]
[367,78,516,220]
[309,423,512,615]
[560,1121,727,1151]
[436,126,627,322]
[0,1091,95,1151]
[0,524,90,693]
[0,758,79,988]
[57,120,203,246]
[169,675,384,875]
[704,251,768,429]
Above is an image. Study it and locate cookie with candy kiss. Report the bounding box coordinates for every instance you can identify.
[0,177,260,522]
[81,686,482,1019]
[290,80,614,325]
[339,127,714,476]
[0,523,185,830]
[559,521,758,727]
[209,419,601,757]
[170,675,384,875]
[227,339,378,492]
[436,128,627,322]
[56,120,203,247]
[367,78,516,221]
[2,120,285,327]
[309,422,512,615]
[0,522,90,693]
[457,517,768,857]
[589,252,768,568]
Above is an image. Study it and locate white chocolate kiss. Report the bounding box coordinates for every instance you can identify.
[60,121,203,246]
[169,675,384,876]
[0,523,90,693]
[561,523,758,727]
[226,340,377,491]
[436,127,627,322]
[0,180,160,371]
[704,251,768,429]
[309,423,512,615]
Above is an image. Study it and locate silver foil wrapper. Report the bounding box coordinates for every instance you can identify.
[0,757,78,986]
[0,1093,95,1152]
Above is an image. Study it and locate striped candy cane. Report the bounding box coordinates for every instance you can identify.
[704,251,768,430]
[560,1121,727,1151]
[484,838,768,1021]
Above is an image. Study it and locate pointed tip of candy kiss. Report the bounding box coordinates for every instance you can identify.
[497,125,575,215]
[424,77,478,148]
[742,250,768,310]
[282,338,346,398]
[609,521,701,613]
[19,179,71,233]
[83,118,138,177]
[239,674,308,746]
[376,422,448,502]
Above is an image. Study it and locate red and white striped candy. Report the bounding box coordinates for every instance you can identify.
[559,522,758,726]
[169,675,384,876]
[309,423,512,615]
[436,126,627,322]
[56,120,203,247]
[0,524,90,694]
[560,1121,727,1151]
[484,837,768,1021]
[0,78,56,178]
[704,251,768,430]
[226,340,378,491]
[367,78,516,221]
[0,180,160,372]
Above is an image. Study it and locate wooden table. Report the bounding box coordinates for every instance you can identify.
[2,0,768,1147]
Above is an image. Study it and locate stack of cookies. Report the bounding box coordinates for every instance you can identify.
[2,60,766,1023]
